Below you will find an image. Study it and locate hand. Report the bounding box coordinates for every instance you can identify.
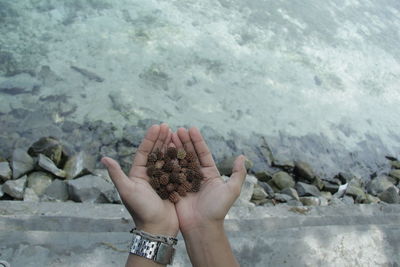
[102,123,179,236]
[171,127,247,233]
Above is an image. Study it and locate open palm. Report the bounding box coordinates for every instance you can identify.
[171,127,247,232]
[102,123,179,236]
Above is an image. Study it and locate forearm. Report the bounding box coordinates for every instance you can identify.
[182,221,239,267]
[126,254,166,267]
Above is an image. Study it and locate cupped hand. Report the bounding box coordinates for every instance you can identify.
[102,123,179,236]
[171,127,247,233]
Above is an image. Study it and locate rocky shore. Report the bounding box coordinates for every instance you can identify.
[1,123,399,206]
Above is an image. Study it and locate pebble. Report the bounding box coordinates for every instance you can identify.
[3,175,27,199]
[42,179,69,201]
[294,161,315,182]
[295,182,321,197]
[11,149,35,179]
[367,176,394,196]
[280,187,300,201]
[27,171,53,196]
[0,161,12,181]
[299,196,320,206]
[38,154,66,178]
[378,186,400,204]
[270,171,295,190]
[251,184,268,200]
[23,188,40,202]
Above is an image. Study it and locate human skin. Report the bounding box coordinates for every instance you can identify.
[172,127,247,267]
[102,123,179,267]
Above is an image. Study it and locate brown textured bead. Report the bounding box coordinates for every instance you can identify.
[149,177,160,189]
[181,180,192,192]
[191,179,201,192]
[172,163,181,173]
[166,183,175,192]
[160,174,169,185]
[185,151,196,162]
[158,188,169,200]
[179,159,188,168]
[152,169,163,178]
[146,166,156,177]
[178,173,186,184]
[177,185,187,196]
[163,160,174,172]
[177,149,187,160]
[148,153,157,163]
[155,160,165,169]
[168,191,180,203]
[169,172,179,183]
[167,147,178,159]
[155,148,163,160]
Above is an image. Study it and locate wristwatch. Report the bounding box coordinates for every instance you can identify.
[129,229,177,265]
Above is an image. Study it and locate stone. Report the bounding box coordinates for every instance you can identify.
[322,181,340,194]
[389,169,400,183]
[335,172,357,184]
[23,188,39,202]
[363,194,381,204]
[329,197,345,206]
[28,137,63,166]
[3,175,27,199]
[254,171,272,182]
[27,171,53,196]
[367,176,394,196]
[64,152,95,179]
[299,196,320,206]
[312,176,324,190]
[390,160,400,169]
[270,171,295,190]
[122,125,146,147]
[38,154,66,178]
[378,186,400,204]
[67,175,118,203]
[295,182,321,197]
[0,161,12,181]
[251,184,268,200]
[294,161,315,182]
[320,191,332,201]
[217,156,253,176]
[345,185,366,203]
[258,181,275,198]
[11,149,35,179]
[272,155,295,171]
[286,200,303,206]
[341,195,355,205]
[231,175,257,206]
[274,193,294,203]
[333,183,348,198]
[251,198,270,206]
[0,184,3,198]
[43,179,68,201]
[280,187,300,201]
[0,73,40,95]
[319,196,329,206]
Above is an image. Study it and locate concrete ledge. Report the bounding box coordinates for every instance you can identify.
[0,202,399,266]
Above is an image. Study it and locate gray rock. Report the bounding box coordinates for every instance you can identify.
[0,73,40,95]
[336,172,357,184]
[251,184,268,200]
[367,176,394,196]
[270,171,295,190]
[363,194,381,204]
[320,191,333,201]
[286,200,303,206]
[64,152,95,179]
[67,175,118,203]
[3,175,27,199]
[11,149,35,179]
[231,175,257,206]
[378,186,400,204]
[254,171,272,182]
[312,176,324,190]
[345,185,366,203]
[43,179,68,201]
[23,187,40,202]
[280,187,300,201]
[329,197,345,206]
[28,137,63,166]
[27,171,53,196]
[333,183,348,198]
[274,193,294,203]
[319,196,329,206]
[0,161,12,181]
[38,154,66,178]
[251,198,270,206]
[258,181,275,198]
[390,160,400,169]
[322,181,340,194]
[294,161,315,182]
[299,196,320,206]
[295,182,321,197]
[0,184,3,198]
[389,169,400,184]
[272,155,295,171]
[341,195,355,205]
[217,156,253,176]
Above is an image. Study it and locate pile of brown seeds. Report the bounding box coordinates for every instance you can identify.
[147,147,203,203]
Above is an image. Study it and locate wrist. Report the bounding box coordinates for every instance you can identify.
[180,219,224,238]
[136,222,179,237]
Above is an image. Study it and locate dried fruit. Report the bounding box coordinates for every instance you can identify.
[155,160,165,169]
[148,153,157,163]
[166,183,175,192]
[167,147,178,159]
[149,177,160,189]
[169,191,180,203]
[177,185,187,197]
[177,149,187,160]
[160,174,169,185]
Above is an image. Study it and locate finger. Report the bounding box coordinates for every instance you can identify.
[188,127,215,167]
[226,155,247,196]
[172,132,183,149]
[130,125,160,176]
[152,123,169,152]
[163,129,173,152]
[177,128,196,155]
[102,157,131,195]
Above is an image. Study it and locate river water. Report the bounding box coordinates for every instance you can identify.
[0,0,399,178]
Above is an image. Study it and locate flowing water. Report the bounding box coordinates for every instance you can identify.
[1,0,399,178]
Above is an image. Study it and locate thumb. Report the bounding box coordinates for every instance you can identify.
[227,155,247,196]
[101,157,130,195]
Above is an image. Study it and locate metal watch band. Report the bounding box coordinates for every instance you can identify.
[129,233,176,265]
